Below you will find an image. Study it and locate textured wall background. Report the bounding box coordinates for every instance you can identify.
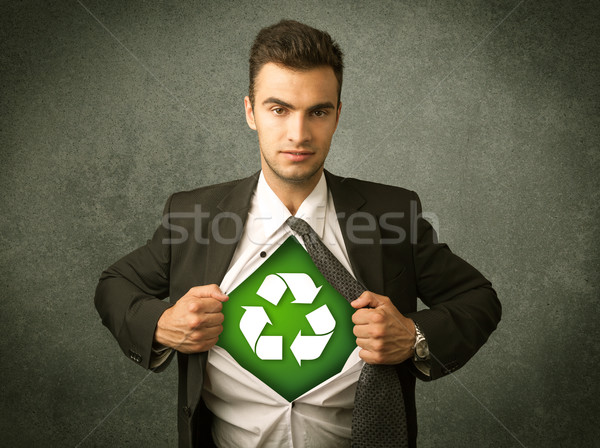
[1,1,598,446]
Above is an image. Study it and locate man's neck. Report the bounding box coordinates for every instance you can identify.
[262,169,323,216]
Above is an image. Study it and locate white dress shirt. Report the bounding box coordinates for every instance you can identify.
[202,171,364,448]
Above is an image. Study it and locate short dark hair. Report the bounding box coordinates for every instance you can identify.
[248,19,344,106]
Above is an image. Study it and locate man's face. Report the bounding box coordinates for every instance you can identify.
[244,63,341,187]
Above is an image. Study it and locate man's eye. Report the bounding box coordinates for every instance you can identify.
[273,108,285,115]
[313,110,326,117]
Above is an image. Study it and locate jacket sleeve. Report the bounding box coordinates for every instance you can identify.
[405,192,502,380]
[94,194,174,371]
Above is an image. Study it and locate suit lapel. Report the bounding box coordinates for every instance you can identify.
[204,172,260,285]
[188,171,259,412]
[325,170,385,295]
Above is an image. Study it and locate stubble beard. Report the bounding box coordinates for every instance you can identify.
[261,147,326,186]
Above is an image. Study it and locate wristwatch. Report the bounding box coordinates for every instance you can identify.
[412,323,430,362]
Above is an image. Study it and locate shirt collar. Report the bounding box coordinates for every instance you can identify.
[255,171,328,239]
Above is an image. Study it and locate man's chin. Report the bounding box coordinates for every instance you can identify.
[274,166,323,184]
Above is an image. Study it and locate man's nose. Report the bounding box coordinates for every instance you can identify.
[287,114,311,144]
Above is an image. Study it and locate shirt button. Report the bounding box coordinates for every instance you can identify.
[260,251,267,258]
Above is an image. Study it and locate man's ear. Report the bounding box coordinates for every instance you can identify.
[244,96,256,130]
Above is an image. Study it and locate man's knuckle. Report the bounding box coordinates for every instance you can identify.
[188,317,203,329]
[372,312,385,324]
[371,326,385,338]
[186,335,198,345]
[188,286,201,295]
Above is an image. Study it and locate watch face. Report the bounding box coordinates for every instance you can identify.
[416,340,429,358]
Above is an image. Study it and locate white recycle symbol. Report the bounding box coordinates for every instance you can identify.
[240,273,336,366]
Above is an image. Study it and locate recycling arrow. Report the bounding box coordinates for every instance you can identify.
[256,273,322,305]
[290,305,336,365]
[305,303,336,334]
[256,274,287,306]
[240,306,270,349]
[290,332,333,366]
[240,306,282,360]
[279,273,322,304]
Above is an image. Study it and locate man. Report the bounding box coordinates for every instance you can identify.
[95,20,501,447]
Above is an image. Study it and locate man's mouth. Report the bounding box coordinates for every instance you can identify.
[281,151,314,161]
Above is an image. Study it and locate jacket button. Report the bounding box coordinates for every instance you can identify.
[129,350,142,363]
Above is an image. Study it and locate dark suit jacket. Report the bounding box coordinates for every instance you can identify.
[94,170,501,447]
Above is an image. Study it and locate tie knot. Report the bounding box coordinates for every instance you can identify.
[286,216,314,237]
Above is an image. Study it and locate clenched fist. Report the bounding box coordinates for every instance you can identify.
[154,284,229,353]
[351,291,416,365]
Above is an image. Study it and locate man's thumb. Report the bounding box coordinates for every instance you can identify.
[350,291,381,309]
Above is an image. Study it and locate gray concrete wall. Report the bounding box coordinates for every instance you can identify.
[1,1,598,446]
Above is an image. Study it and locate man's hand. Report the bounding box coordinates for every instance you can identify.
[154,284,229,354]
[351,291,416,365]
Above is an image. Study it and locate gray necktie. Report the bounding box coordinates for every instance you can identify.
[286,216,408,448]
